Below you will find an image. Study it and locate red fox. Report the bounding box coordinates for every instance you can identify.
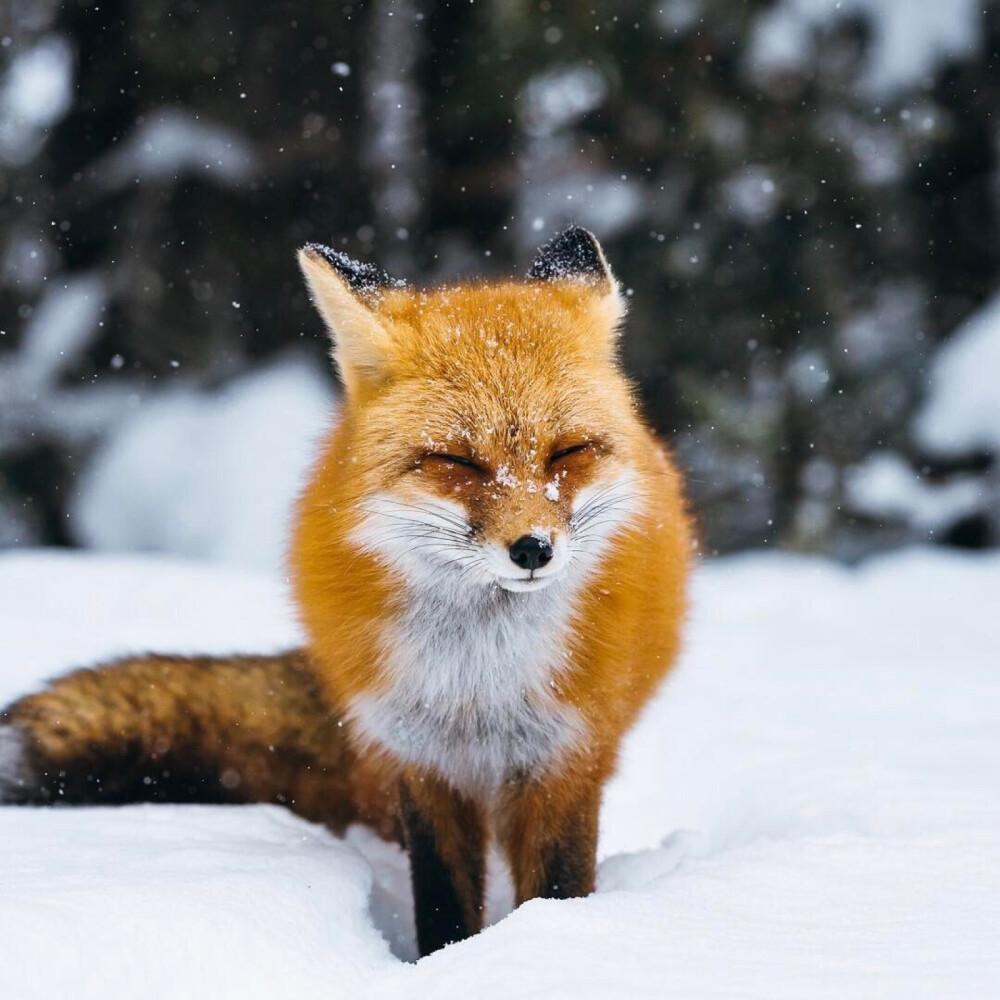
[0,227,692,956]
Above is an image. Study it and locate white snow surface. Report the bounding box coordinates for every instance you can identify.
[521,65,608,137]
[844,451,986,531]
[1,547,998,998]
[13,273,107,389]
[0,35,74,127]
[915,291,1000,455]
[71,359,334,572]
[0,34,74,165]
[96,106,258,187]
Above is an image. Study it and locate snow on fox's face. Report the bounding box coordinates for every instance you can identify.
[299,228,647,594]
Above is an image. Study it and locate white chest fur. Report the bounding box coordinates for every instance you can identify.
[346,580,585,792]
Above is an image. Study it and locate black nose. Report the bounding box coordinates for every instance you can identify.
[509,534,554,571]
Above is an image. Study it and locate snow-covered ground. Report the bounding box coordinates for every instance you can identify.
[1,548,998,999]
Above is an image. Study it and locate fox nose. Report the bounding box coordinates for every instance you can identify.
[509,535,554,571]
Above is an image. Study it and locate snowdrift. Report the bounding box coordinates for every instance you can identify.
[1,549,998,999]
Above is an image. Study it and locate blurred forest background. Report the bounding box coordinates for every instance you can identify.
[1,0,998,570]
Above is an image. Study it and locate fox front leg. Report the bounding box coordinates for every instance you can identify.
[399,772,487,956]
[499,772,601,905]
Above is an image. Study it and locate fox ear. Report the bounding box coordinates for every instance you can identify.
[528,225,626,334]
[528,225,615,289]
[297,244,405,395]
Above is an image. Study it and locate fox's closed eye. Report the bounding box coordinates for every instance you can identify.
[426,453,485,472]
[550,443,590,463]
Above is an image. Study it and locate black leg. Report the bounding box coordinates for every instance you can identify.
[399,777,485,957]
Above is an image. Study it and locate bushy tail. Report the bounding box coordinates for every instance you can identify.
[0,650,362,831]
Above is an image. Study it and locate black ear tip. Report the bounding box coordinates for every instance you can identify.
[527,225,611,284]
[301,241,333,261]
[300,243,406,296]
[301,242,351,267]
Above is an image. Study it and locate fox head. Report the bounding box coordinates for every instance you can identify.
[297,226,651,596]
